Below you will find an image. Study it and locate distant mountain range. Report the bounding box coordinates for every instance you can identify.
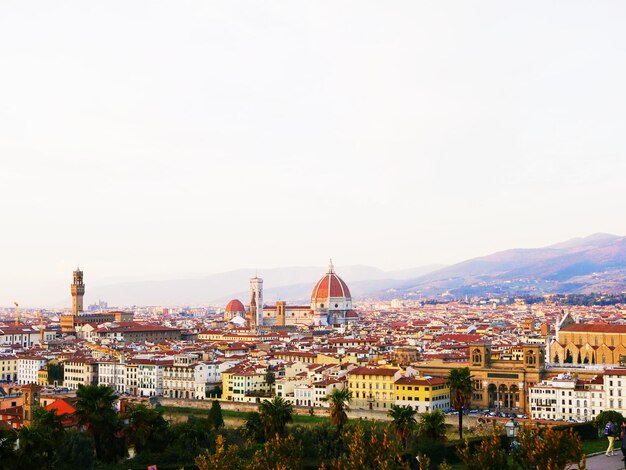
[379,233,626,300]
[86,233,626,307]
[87,264,444,307]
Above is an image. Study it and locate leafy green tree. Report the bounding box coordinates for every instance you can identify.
[417,409,447,442]
[265,370,276,395]
[447,367,473,440]
[161,417,213,464]
[249,433,302,470]
[259,396,293,439]
[594,410,624,435]
[47,362,64,386]
[388,404,417,448]
[321,387,352,431]
[53,429,95,470]
[121,402,168,454]
[14,408,68,470]
[0,427,17,468]
[75,383,125,462]
[243,411,265,444]
[195,434,242,470]
[208,400,224,430]
[15,425,52,470]
[457,432,509,470]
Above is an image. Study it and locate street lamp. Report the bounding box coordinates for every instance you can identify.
[506,418,521,453]
[505,418,520,439]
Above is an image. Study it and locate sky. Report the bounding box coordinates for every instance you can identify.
[1,1,625,306]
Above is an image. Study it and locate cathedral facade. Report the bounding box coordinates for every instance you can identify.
[224,262,358,328]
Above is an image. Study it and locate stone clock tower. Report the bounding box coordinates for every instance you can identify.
[71,267,85,316]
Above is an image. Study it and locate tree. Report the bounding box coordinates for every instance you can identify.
[15,425,52,469]
[121,402,168,454]
[0,427,18,469]
[195,435,242,470]
[243,411,265,444]
[249,433,302,470]
[417,409,447,442]
[208,400,224,431]
[321,387,352,431]
[47,362,64,386]
[447,367,473,440]
[457,432,509,470]
[387,404,417,448]
[594,410,624,435]
[564,350,573,364]
[266,370,276,395]
[13,408,69,470]
[75,384,125,462]
[326,426,409,470]
[53,430,95,470]
[513,425,586,470]
[258,396,293,439]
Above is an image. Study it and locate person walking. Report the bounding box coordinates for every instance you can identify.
[605,419,616,456]
[619,422,626,467]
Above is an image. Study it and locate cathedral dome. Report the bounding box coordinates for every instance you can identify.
[225,299,246,314]
[311,261,351,311]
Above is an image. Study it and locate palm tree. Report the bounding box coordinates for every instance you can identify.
[417,409,447,442]
[75,384,121,461]
[447,367,473,440]
[388,404,417,448]
[321,387,352,431]
[258,396,293,438]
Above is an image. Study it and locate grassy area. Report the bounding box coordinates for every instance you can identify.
[582,438,609,455]
[161,406,330,427]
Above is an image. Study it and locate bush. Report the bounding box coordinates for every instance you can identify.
[552,422,597,440]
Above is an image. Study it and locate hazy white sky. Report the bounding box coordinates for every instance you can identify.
[1,1,625,305]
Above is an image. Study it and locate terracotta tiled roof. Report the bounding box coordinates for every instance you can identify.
[561,323,626,333]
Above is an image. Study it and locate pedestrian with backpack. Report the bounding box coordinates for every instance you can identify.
[606,419,616,456]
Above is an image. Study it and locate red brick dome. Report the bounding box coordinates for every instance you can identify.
[311,261,351,303]
[225,299,246,314]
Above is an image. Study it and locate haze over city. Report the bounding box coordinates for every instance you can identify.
[1,1,625,305]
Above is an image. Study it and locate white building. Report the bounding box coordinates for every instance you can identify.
[162,354,197,399]
[529,374,603,422]
[604,369,626,415]
[98,359,126,393]
[0,327,55,347]
[294,379,345,407]
[17,356,47,385]
[134,359,165,397]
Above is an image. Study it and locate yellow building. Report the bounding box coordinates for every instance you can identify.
[221,370,234,401]
[0,355,18,382]
[393,376,450,412]
[347,366,401,410]
[37,367,48,386]
[222,368,270,402]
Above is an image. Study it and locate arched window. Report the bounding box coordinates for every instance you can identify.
[472,348,482,365]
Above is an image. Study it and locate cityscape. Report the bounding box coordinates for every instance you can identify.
[2,1,626,469]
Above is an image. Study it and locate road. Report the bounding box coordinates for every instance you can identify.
[578,453,625,470]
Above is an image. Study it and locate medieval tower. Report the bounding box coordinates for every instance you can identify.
[71,267,85,316]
